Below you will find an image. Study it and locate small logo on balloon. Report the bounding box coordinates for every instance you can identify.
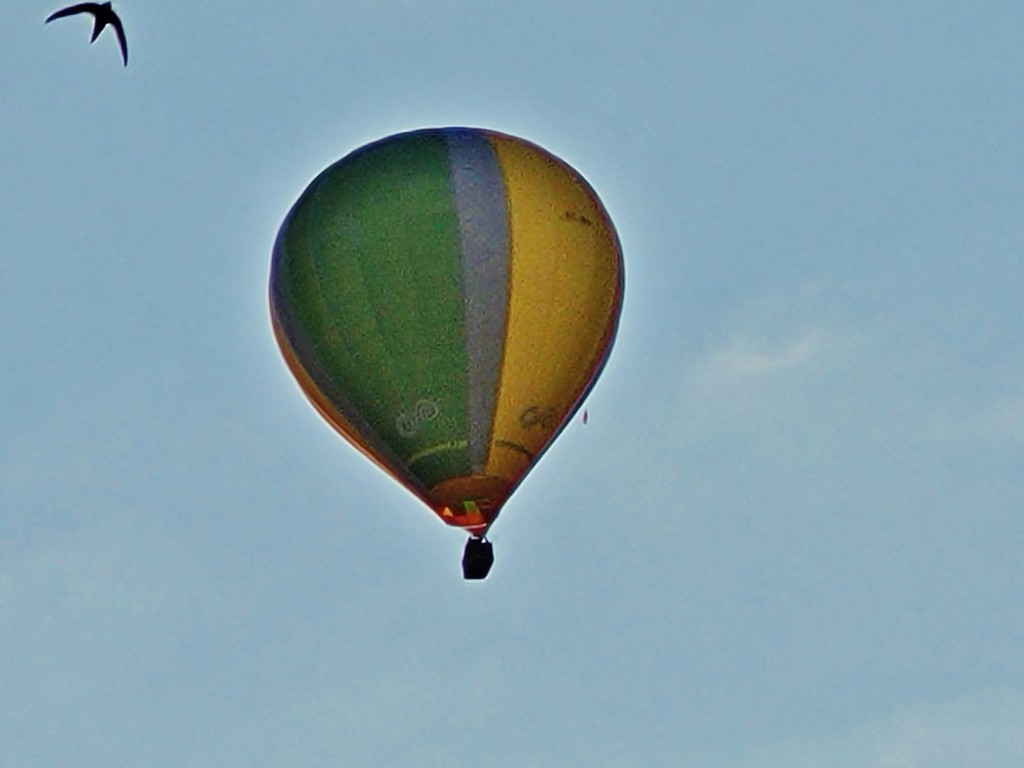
[396,398,440,436]
[519,405,557,432]
[561,210,593,226]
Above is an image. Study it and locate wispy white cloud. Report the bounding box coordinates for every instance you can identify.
[692,329,853,382]
[928,392,1024,444]
[734,689,1024,768]
[669,323,865,446]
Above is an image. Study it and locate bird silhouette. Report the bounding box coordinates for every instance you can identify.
[46,2,128,66]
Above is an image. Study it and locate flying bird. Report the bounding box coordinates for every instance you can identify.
[46,2,128,66]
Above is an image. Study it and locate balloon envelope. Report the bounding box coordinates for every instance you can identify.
[270,127,623,535]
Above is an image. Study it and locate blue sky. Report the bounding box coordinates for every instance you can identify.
[3,2,1023,766]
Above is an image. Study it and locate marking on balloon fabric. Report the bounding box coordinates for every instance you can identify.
[407,439,468,466]
[561,210,593,226]
[395,397,440,437]
[519,405,557,431]
[494,439,533,459]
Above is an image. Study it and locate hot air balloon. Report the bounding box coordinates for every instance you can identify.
[269,127,623,578]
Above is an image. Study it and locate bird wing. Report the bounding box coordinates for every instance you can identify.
[45,3,102,23]
[109,13,128,65]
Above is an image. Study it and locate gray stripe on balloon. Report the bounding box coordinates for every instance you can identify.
[443,129,510,474]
